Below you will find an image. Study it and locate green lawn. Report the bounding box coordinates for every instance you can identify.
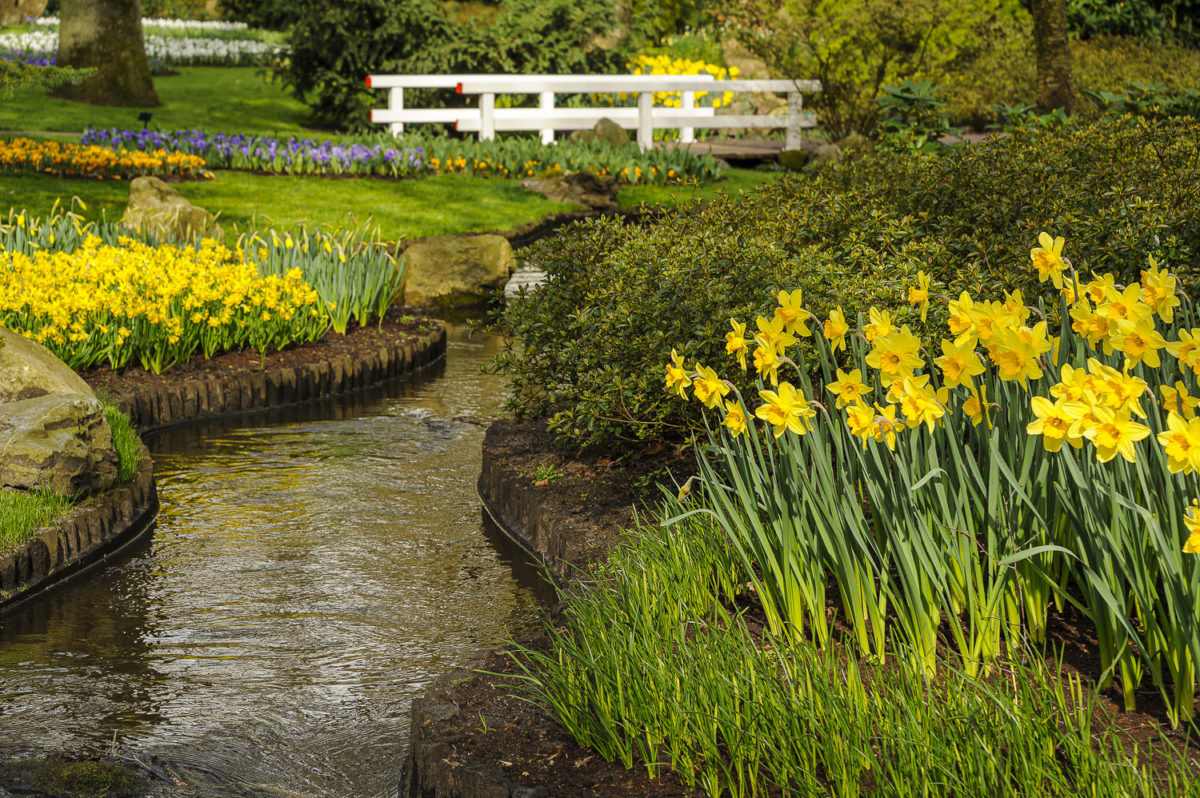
[616,168,780,208]
[0,171,575,240]
[0,67,323,136]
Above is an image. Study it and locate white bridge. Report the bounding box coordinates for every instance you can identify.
[366,73,820,150]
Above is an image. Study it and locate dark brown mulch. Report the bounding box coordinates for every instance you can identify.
[80,307,435,398]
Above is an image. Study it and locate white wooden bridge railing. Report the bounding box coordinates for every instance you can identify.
[366,73,821,150]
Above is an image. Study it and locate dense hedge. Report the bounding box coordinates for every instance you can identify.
[280,0,640,131]
[492,117,1200,447]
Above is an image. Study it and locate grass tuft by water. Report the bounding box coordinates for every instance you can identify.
[102,399,141,483]
[0,488,69,554]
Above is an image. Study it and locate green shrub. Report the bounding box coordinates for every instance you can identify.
[492,117,1200,447]
[1067,0,1200,48]
[940,32,1200,129]
[280,0,639,131]
[729,0,1028,138]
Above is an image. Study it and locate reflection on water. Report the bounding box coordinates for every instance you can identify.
[0,327,543,797]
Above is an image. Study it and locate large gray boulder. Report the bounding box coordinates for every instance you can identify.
[122,176,223,242]
[0,328,95,404]
[0,393,119,495]
[400,234,516,307]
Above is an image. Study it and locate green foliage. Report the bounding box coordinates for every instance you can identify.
[246,223,403,333]
[874,79,958,152]
[729,0,1028,138]
[217,0,305,30]
[0,61,93,100]
[1068,0,1200,48]
[507,515,1194,796]
[492,117,1200,448]
[1085,82,1200,120]
[102,401,142,483]
[280,0,634,132]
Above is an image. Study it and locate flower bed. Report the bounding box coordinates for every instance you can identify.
[665,235,1200,724]
[81,129,425,177]
[0,137,209,181]
[80,128,722,184]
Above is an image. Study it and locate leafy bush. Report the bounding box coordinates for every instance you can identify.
[727,0,1027,138]
[280,0,635,131]
[491,117,1200,447]
[1068,0,1200,48]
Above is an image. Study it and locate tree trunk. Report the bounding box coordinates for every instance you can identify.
[51,0,160,107]
[1030,0,1075,114]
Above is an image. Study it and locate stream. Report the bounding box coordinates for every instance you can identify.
[0,326,544,797]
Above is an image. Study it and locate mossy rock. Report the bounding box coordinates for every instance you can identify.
[778,149,811,171]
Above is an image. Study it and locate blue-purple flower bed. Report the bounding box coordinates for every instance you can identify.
[81,128,426,177]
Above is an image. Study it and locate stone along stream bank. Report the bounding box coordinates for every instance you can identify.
[0,327,544,797]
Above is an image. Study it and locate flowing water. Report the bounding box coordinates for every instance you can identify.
[0,327,545,797]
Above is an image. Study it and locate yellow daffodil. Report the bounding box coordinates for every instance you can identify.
[898,377,947,432]
[1083,405,1151,463]
[692,363,729,409]
[865,326,923,379]
[756,315,797,355]
[1184,500,1200,554]
[725,318,748,370]
[774,289,812,337]
[934,338,985,389]
[1027,396,1082,452]
[862,307,893,343]
[963,384,990,428]
[1141,256,1180,323]
[990,328,1043,387]
[752,334,782,386]
[755,382,816,437]
[1157,411,1200,474]
[722,399,747,437]
[1161,382,1200,419]
[824,307,849,352]
[665,348,692,397]
[1031,231,1067,289]
[826,368,869,409]
[1167,329,1200,375]
[907,271,931,323]
[1111,314,1168,369]
[947,292,976,339]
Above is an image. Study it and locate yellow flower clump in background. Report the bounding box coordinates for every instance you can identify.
[0,137,209,180]
[625,53,738,108]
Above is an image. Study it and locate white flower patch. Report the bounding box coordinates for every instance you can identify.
[33,16,252,32]
[0,29,287,66]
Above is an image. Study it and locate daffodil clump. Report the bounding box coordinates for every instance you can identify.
[665,234,1200,725]
[0,137,210,180]
[0,222,326,373]
[624,53,737,109]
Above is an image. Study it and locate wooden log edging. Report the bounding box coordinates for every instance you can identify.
[0,440,157,615]
[105,323,448,434]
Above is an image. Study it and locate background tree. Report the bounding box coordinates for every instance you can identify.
[1029,0,1076,113]
[51,0,160,106]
